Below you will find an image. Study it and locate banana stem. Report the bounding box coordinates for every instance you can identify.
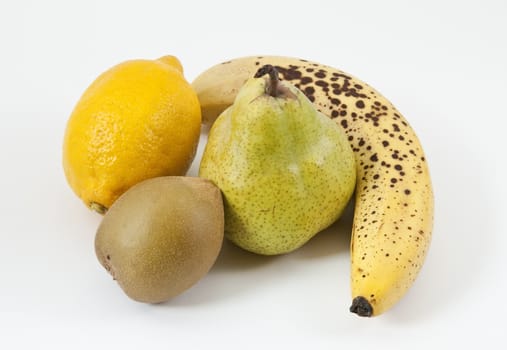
[254,64,279,97]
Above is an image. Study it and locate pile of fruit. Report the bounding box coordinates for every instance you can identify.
[62,55,433,317]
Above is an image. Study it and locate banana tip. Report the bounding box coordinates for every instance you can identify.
[350,296,373,317]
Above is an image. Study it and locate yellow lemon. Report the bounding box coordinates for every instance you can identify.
[63,56,201,213]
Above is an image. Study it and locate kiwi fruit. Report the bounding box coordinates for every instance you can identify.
[95,176,224,303]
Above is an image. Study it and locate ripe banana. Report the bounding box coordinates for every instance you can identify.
[192,56,433,317]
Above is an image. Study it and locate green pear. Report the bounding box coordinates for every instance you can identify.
[199,65,355,255]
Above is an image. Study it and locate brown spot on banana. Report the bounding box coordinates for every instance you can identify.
[191,56,434,317]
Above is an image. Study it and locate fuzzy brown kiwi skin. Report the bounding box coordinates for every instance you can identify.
[94,176,224,303]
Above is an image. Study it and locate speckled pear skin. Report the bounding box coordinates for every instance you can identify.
[199,74,356,255]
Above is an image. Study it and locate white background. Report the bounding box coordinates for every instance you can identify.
[1,0,506,348]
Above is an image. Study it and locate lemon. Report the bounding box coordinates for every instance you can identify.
[63,56,201,213]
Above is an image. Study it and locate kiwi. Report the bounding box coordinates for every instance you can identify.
[95,176,224,303]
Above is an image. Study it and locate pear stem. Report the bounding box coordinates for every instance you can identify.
[254,64,279,97]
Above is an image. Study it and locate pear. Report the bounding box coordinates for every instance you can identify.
[199,65,356,255]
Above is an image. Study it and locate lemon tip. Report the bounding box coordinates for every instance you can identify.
[157,55,183,74]
[90,202,108,215]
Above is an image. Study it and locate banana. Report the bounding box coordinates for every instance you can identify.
[192,56,433,317]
